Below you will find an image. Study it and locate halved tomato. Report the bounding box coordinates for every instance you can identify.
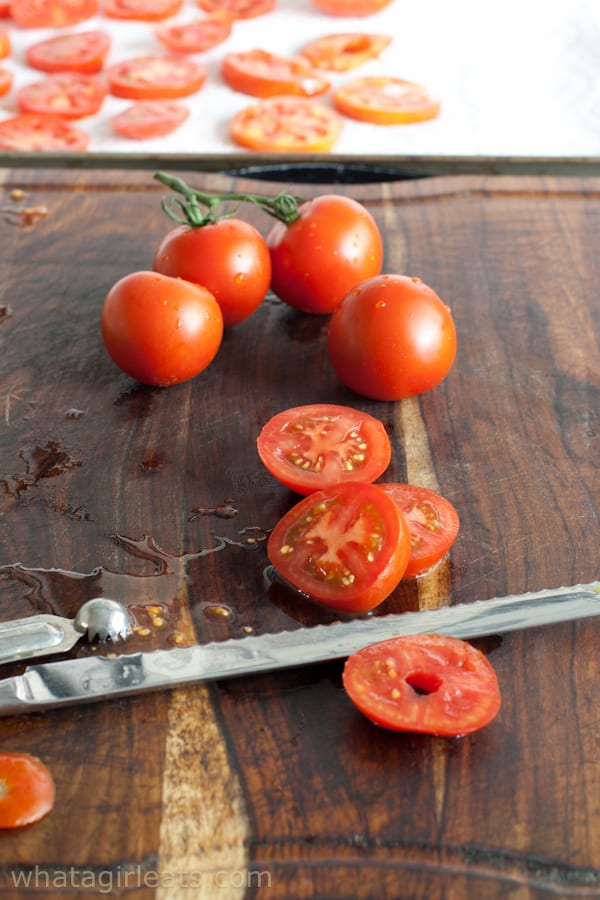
[300,33,392,72]
[10,0,99,27]
[334,76,440,125]
[154,14,232,54]
[104,0,184,20]
[25,31,111,75]
[110,100,189,139]
[343,634,502,735]
[267,481,410,613]
[0,753,55,828]
[0,113,89,151]
[257,404,391,496]
[196,0,275,18]
[222,49,329,99]
[107,57,207,100]
[17,74,107,120]
[379,484,459,577]
[230,97,342,152]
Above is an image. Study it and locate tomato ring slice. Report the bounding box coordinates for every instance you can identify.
[154,14,232,54]
[0,113,89,151]
[196,0,275,19]
[0,752,55,828]
[25,31,111,75]
[222,49,330,99]
[379,484,459,577]
[107,57,207,100]
[300,32,392,72]
[334,76,441,125]
[230,97,342,153]
[110,100,189,140]
[310,0,393,15]
[104,0,184,20]
[16,73,107,120]
[10,0,99,28]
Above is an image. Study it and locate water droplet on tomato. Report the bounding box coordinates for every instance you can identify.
[376,301,386,309]
[234,272,245,284]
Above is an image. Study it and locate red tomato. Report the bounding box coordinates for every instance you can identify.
[222,49,329,99]
[257,403,391,495]
[0,753,55,828]
[0,28,10,59]
[196,0,275,18]
[267,195,383,314]
[0,3,10,16]
[154,14,232,54]
[268,481,410,613]
[101,271,223,387]
[230,97,342,153]
[334,76,440,125]
[0,66,12,96]
[379,484,459,577]
[0,113,89,150]
[300,32,392,72]
[111,100,189,139]
[153,219,271,328]
[17,74,107,120]
[107,57,207,100]
[25,31,111,75]
[310,0,392,14]
[328,274,457,400]
[343,634,501,735]
[10,0,99,27]
[104,0,183,20]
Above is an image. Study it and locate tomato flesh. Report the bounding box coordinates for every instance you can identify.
[222,49,330,99]
[25,31,111,75]
[343,634,501,735]
[0,753,55,828]
[300,33,392,71]
[10,0,99,27]
[310,0,392,14]
[17,74,107,120]
[268,481,410,613]
[111,101,189,140]
[334,76,441,125]
[380,484,459,577]
[230,97,342,153]
[107,57,207,100]
[257,404,391,495]
[0,114,89,151]
[154,14,232,54]
[104,0,184,20]
[197,0,275,19]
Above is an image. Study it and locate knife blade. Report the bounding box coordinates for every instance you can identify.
[0,582,597,716]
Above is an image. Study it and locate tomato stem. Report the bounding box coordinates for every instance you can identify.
[154,171,302,227]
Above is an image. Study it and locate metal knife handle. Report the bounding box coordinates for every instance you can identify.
[0,615,80,664]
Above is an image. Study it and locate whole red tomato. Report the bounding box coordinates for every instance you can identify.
[153,218,271,327]
[101,270,223,386]
[266,194,383,314]
[328,274,457,400]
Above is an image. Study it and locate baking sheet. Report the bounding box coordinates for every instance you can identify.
[1,0,599,164]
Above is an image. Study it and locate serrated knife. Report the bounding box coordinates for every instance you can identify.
[0,582,597,716]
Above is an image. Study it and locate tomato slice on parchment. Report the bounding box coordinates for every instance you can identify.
[230,96,342,152]
[107,57,207,100]
[379,484,459,577]
[0,113,89,150]
[222,49,330,99]
[197,0,275,19]
[0,753,55,828]
[0,28,10,59]
[0,67,12,96]
[334,76,441,125]
[310,0,393,15]
[300,32,392,72]
[104,0,184,20]
[10,0,99,28]
[268,481,410,614]
[343,634,502,735]
[25,31,111,75]
[154,14,232,54]
[257,403,391,496]
[111,100,189,139]
[17,74,107,120]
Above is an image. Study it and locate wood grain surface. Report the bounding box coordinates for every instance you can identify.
[0,169,598,899]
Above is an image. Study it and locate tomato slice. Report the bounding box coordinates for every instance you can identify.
[0,66,12,96]
[230,96,342,152]
[17,74,107,120]
[222,49,329,99]
[334,76,441,125]
[196,0,275,19]
[343,634,502,735]
[0,28,10,59]
[300,33,392,72]
[154,14,232,54]
[268,481,410,614]
[25,31,111,75]
[0,113,89,150]
[107,57,207,100]
[111,100,189,139]
[10,0,99,28]
[310,0,392,14]
[379,484,459,577]
[257,404,391,496]
[104,0,184,20]
[0,3,10,16]
[0,753,55,828]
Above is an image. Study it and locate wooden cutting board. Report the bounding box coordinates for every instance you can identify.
[0,169,598,899]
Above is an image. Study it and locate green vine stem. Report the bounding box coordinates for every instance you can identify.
[154,171,303,228]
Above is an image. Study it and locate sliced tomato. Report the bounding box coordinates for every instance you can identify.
[230,96,342,152]
[0,113,89,150]
[17,74,107,120]
[268,481,410,613]
[0,3,10,16]
[379,484,459,577]
[257,404,391,496]
[154,14,232,54]
[343,634,502,735]
[104,0,184,20]
[311,0,392,13]
[0,66,12,96]
[0,28,10,59]
[107,57,207,100]
[300,33,391,72]
[334,76,440,125]
[111,100,189,139]
[0,753,55,828]
[196,0,274,18]
[222,49,329,99]
[10,0,99,28]
[25,31,111,75]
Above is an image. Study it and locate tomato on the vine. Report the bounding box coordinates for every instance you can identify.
[267,195,383,314]
[153,219,271,327]
[379,484,459,577]
[0,753,55,828]
[328,274,457,400]
[267,481,410,614]
[343,634,501,735]
[101,271,223,387]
